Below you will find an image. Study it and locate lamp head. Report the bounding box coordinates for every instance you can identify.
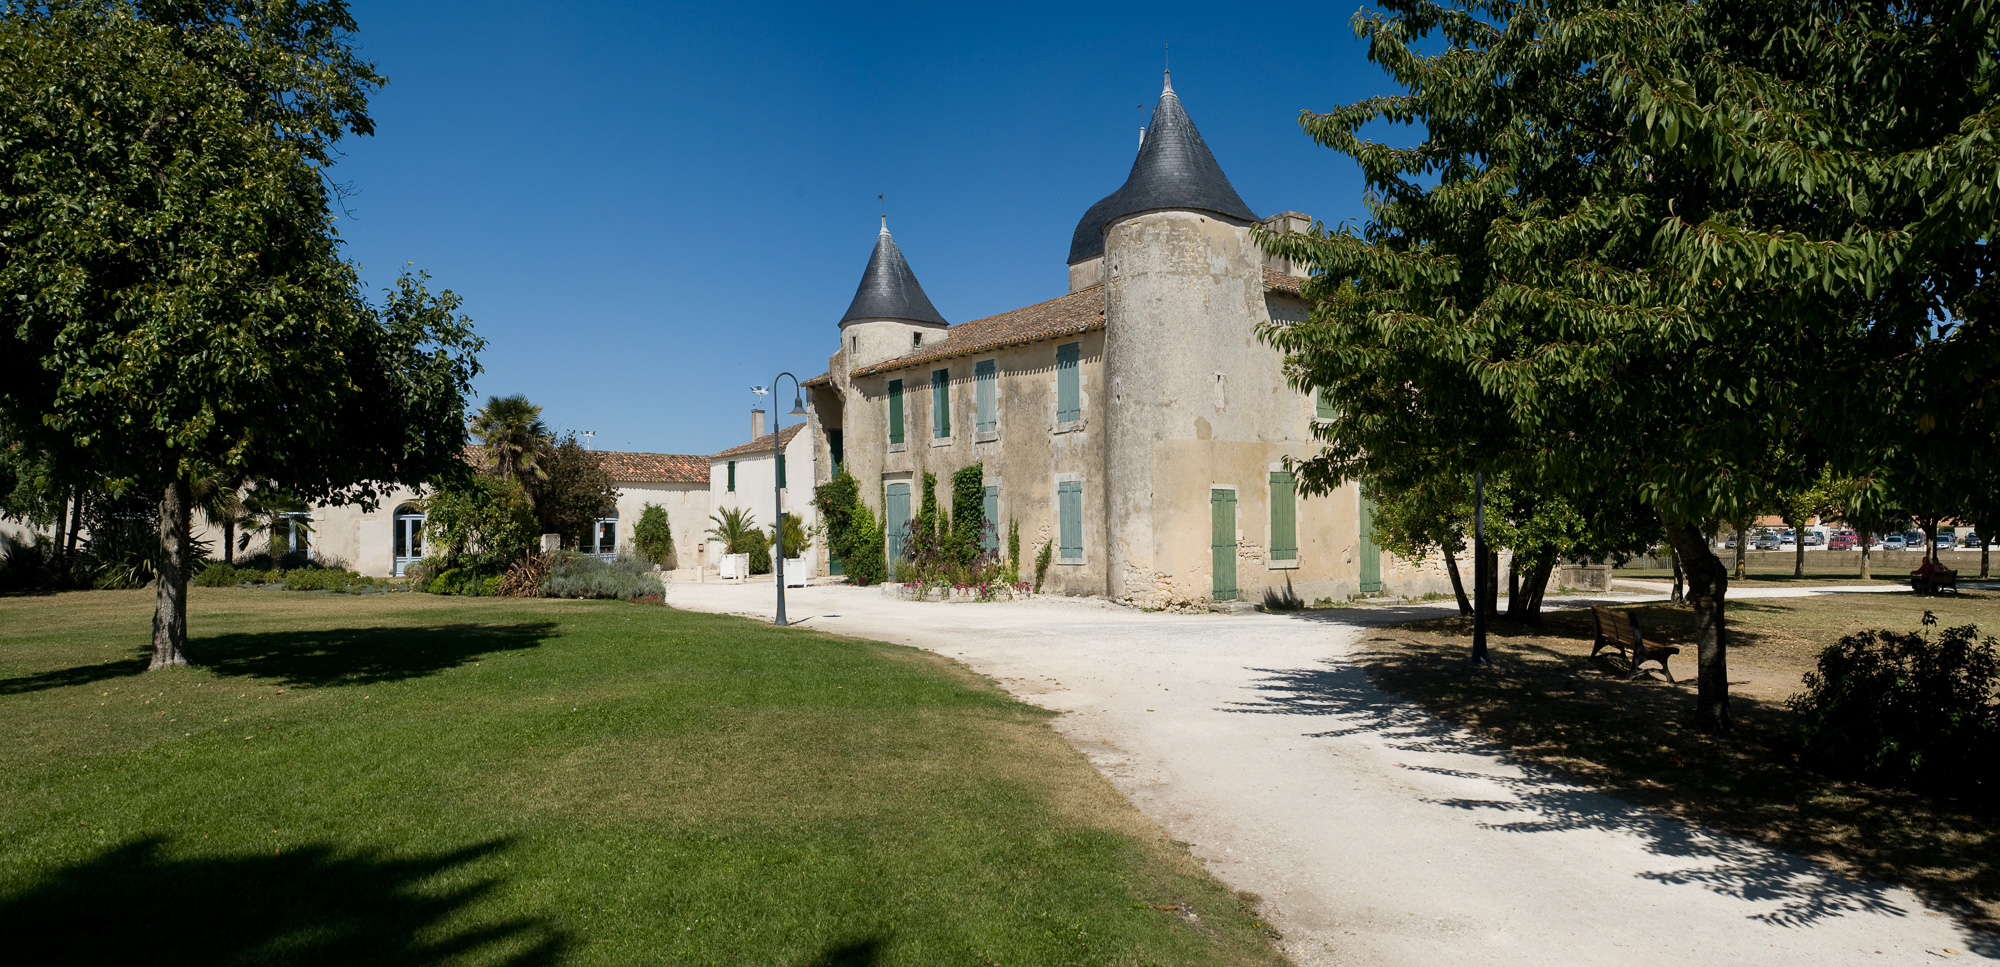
[789,394,807,417]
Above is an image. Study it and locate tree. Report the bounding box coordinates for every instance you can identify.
[531,433,617,548]
[706,507,768,573]
[632,502,674,567]
[1259,0,1993,729]
[469,394,551,492]
[1775,470,1842,578]
[421,474,535,575]
[233,485,309,563]
[0,3,482,668]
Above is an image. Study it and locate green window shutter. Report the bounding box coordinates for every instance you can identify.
[727,461,735,492]
[975,360,997,432]
[1057,480,1083,559]
[1315,388,1336,420]
[888,380,904,445]
[1269,472,1297,561]
[1211,488,1238,600]
[982,485,1000,553]
[1055,343,1080,422]
[777,454,786,489]
[932,368,950,438]
[1359,489,1382,592]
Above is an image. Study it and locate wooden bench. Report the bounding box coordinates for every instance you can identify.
[1913,566,1960,595]
[1589,605,1680,682]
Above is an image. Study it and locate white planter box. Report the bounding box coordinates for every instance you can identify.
[719,553,751,580]
[782,558,806,587]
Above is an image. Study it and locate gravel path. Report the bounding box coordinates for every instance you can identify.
[666,581,1992,965]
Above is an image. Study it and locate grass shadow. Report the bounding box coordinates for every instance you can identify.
[1318,613,2000,945]
[802,934,890,966]
[0,622,559,695]
[0,835,566,966]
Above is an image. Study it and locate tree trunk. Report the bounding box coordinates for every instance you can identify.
[1666,522,1731,732]
[1983,538,1990,580]
[1483,548,1501,618]
[150,478,193,670]
[1669,544,1685,603]
[1442,544,1472,616]
[63,486,82,565]
[1859,531,1872,580]
[1733,529,1746,579]
[1505,553,1522,617]
[223,517,235,565]
[1519,551,1556,617]
[1788,516,1805,577]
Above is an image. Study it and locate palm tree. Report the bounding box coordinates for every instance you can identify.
[235,486,310,562]
[469,394,552,490]
[193,478,244,564]
[706,507,759,554]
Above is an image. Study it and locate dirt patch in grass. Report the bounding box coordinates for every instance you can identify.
[1356,589,2000,934]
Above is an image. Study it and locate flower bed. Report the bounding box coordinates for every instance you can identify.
[884,581,1032,603]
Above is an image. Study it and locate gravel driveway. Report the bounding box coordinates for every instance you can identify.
[666,581,1991,965]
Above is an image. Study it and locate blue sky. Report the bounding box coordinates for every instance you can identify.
[334,1,1395,456]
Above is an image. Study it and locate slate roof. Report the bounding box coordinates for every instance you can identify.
[839,220,949,327]
[1068,74,1257,266]
[712,423,806,460]
[851,286,1106,378]
[462,444,707,484]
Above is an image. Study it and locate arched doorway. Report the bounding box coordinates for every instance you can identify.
[392,505,425,576]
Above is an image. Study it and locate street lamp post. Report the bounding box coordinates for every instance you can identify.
[771,372,807,626]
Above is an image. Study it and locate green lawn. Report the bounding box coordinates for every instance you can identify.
[0,589,1283,967]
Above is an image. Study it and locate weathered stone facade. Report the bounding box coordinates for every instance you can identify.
[804,76,1448,606]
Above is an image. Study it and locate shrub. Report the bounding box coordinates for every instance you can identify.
[192,561,245,587]
[541,552,665,601]
[839,495,886,586]
[1790,613,2000,795]
[424,567,501,596]
[282,568,368,592]
[424,474,538,573]
[633,503,674,566]
[947,464,985,568]
[1033,540,1053,592]
[1006,518,1021,585]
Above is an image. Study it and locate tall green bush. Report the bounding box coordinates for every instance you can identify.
[1007,518,1021,584]
[1790,615,2000,795]
[422,474,538,576]
[840,494,886,586]
[633,502,674,566]
[948,464,985,568]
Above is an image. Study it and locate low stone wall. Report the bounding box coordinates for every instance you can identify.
[883,582,1033,603]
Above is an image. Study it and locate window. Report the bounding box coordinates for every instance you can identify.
[888,379,905,446]
[777,453,787,489]
[975,359,997,433]
[586,509,618,559]
[1269,471,1298,563]
[852,335,857,353]
[912,331,922,349]
[982,485,1000,555]
[727,461,736,492]
[392,506,425,577]
[829,429,844,469]
[1056,342,1081,424]
[932,368,950,438]
[1057,479,1083,562]
[1315,388,1336,421]
[278,512,311,553]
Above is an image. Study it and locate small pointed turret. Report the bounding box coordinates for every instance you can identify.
[1068,74,1256,265]
[840,218,947,328]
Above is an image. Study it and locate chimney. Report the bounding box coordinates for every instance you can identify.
[751,408,766,442]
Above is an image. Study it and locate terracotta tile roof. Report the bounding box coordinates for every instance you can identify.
[1263,267,1304,295]
[711,423,806,460]
[801,371,832,388]
[852,285,1106,377]
[463,443,707,484]
[595,449,709,484]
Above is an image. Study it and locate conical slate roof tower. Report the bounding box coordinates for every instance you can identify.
[1068,73,1257,265]
[840,217,948,327]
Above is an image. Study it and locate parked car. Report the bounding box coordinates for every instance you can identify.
[1881,535,1907,551]
[1828,530,1857,551]
[1963,531,1982,549]
[1938,533,1959,551]
[1754,532,1782,551]
[1805,530,1825,546]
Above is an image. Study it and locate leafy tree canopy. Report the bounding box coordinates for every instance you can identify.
[0,1,483,666]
